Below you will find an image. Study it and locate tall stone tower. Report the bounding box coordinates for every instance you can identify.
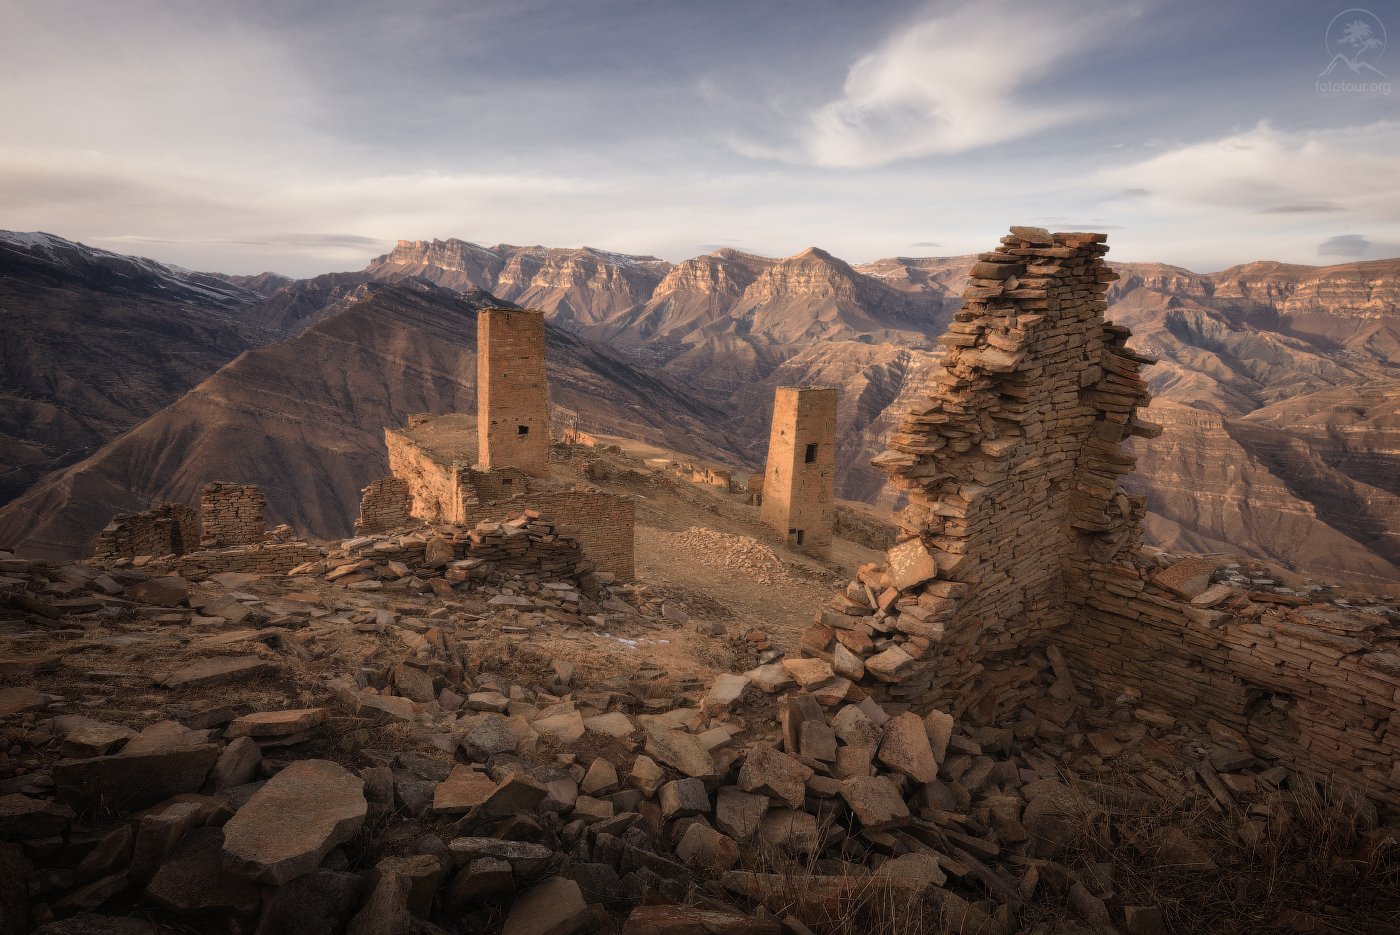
[477,307,550,478]
[760,386,838,558]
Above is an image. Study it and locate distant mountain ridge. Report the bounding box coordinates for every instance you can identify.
[2,229,1398,588]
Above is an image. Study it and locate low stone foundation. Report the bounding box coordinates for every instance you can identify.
[92,504,198,561]
[171,541,325,577]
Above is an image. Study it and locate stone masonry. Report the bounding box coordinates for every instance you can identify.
[477,307,550,478]
[200,482,267,548]
[355,476,414,535]
[760,386,837,559]
[803,226,1400,805]
[92,503,198,561]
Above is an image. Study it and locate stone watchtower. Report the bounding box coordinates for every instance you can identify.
[477,307,550,478]
[760,386,838,558]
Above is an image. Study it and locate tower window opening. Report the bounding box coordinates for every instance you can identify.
[517,425,529,435]
[804,443,817,463]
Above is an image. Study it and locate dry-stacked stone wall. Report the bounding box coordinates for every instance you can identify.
[470,489,635,580]
[808,227,1153,717]
[171,541,325,576]
[804,225,1399,805]
[92,503,198,561]
[199,482,267,547]
[355,476,414,534]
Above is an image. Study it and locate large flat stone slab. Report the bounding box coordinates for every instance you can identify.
[54,745,220,812]
[162,656,277,689]
[221,759,366,885]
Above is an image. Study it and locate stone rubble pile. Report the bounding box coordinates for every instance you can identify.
[664,528,794,586]
[298,513,602,598]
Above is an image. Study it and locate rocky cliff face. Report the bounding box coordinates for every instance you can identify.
[368,240,672,328]
[0,231,276,507]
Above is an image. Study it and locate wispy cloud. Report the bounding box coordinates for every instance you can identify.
[1098,121,1400,219]
[1258,202,1344,214]
[727,0,1139,168]
[1318,234,1400,259]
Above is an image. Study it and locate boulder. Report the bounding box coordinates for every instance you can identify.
[146,827,262,915]
[433,765,497,814]
[124,576,189,607]
[923,709,955,764]
[583,712,636,738]
[580,758,619,796]
[346,870,411,935]
[54,744,220,811]
[162,656,277,689]
[211,737,261,791]
[502,876,590,935]
[255,869,363,935]
[534,710,585,743]
[839,776,910,831]
[701,674,751,715]
[448,838,554,879]
[876,713,938,783]
[226,708,328,739]
[0,793,73,839]
[658,778,710,820]
[221,759,367,885]
[885,539,939,590]
[738,745,812,809]
[444,856,514,910]
[675,824,739,871]
[781,658,834,690]
[645,728,716,779]
[715,786,768,844]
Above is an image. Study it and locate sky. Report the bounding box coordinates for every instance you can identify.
[1,0,1398,277]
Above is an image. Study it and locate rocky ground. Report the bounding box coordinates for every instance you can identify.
[2,449,1398,935]
[3,520,1398,935]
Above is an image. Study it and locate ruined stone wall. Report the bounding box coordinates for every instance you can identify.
[477,307,550,478]
[459,466,531,508]
[385,429,468,524]
[470,489,635,580]
[172,542,325,577]
[805,225,1399,805]
[92,504,198,561]
[355,476,414,535]
[761,386,837,558]
[810,228,1150,714]
[199,482,266,548]
[1060,557,1400,802]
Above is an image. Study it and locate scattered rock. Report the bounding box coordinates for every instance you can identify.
[221,759,367,885]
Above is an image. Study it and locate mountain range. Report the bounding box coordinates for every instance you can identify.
[1,231,1396,590]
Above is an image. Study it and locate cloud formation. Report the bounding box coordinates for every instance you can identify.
[729,0,1137,167]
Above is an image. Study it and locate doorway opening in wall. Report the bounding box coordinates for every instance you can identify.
[805,443,817,463]
[518,425,529,435]
[795,529,805,545]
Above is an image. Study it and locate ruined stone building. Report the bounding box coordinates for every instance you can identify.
[93,481,320,574]
[369,308,636,579]
[810,226,1400,805]
[760,386,837,559]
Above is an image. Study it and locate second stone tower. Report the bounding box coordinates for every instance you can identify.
[477,307,551,478]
